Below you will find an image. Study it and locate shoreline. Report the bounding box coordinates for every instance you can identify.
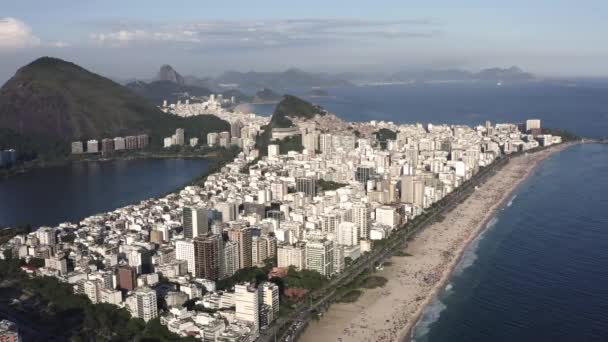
[400,143,574,342]
[299,142,575,342]
[0,150,223,180]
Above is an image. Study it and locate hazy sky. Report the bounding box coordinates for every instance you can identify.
[1,0,607,81]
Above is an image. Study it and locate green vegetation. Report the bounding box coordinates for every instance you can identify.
[274,135,304,154]
[374,128,397,150]
[333,270,387,304]
[270,95,325,128]
[338,290,362,303]
[217,267,269,290]
[317,179,348,191]
[0,257,191,341]
[0,224,32,244]
[361,276,388,289]
[393,250,413,257]
[541,127,581,142]
[217,257,276,290]
[255,95,325,156]
[283,266,327,291]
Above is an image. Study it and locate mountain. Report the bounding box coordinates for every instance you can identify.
[270,95,326,129]
[253,88,282,103]
[215,68,352,89]
[386,66,534,83]
[0,57,229,159]
[157,64,185,85]
[126,80,214,106]
[255,95,326,156]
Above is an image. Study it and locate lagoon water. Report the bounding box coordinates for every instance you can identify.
[412,143,608,342]
[0,158,208,228]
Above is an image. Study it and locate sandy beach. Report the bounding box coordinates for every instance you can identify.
[299,143,573,342]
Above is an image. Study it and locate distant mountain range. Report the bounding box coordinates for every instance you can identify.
[127,65,253,105]
[121,65,535,104]
[213,68,352,89]
[0,57,229,159]
[384,66,534,83]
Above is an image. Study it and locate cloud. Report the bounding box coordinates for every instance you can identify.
[0,17,40,50]
[90,18,439,49]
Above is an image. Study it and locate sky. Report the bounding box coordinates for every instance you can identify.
[1,0,607,82]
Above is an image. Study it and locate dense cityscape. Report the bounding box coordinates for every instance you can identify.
[0,96,561,341]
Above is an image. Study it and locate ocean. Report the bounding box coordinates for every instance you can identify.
[411,143,608,342]
[247,82,608,139]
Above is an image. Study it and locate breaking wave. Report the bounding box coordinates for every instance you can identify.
[453,216,498,275]
[411,297,447,342]
[507,194,517,207]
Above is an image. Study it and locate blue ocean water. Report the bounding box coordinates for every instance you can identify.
[411,143,608,342]
[249,83,608,139]
[0,158,208,228]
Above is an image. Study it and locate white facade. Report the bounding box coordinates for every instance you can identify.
[277,244,306,270]
[134,287,158,322]
[175,239,195,275]
[235,284,259,335]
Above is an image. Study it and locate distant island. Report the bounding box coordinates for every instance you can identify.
[252,87,283,103]
[309,89,329,97]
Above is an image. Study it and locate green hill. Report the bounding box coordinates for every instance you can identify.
[0,57,230,160]
[255,95,325,155]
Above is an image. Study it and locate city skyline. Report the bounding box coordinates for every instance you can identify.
[1,1,608,82]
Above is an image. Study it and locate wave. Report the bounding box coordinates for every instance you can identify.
[411,297,448,341]
[453,216,498,275]
[507,194,518,207]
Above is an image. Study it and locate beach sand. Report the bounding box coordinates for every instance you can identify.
[299,143,573,342]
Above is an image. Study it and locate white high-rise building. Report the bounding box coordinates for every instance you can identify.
[526,119,541,131]
[303,132,319,152]
[235,283,260,335]
[375,206,399,229]
[252,236,269,266]
[83,280,100,304]
[268,144,280,158]
[305,238,334,277]
[216,201,238,223]
[352,203,371,240]
[175,128,185,146]
[134,287,158,322]
[36,227,56,246]
[207,132,219,146]
[270,182,287,201]
[260,281,280,320]
[320,134,333,154]
[277,243,306,270]
[336,222,358,246]
[223,241,239,278]
[87,140,99,153]
[175,239,195,275]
